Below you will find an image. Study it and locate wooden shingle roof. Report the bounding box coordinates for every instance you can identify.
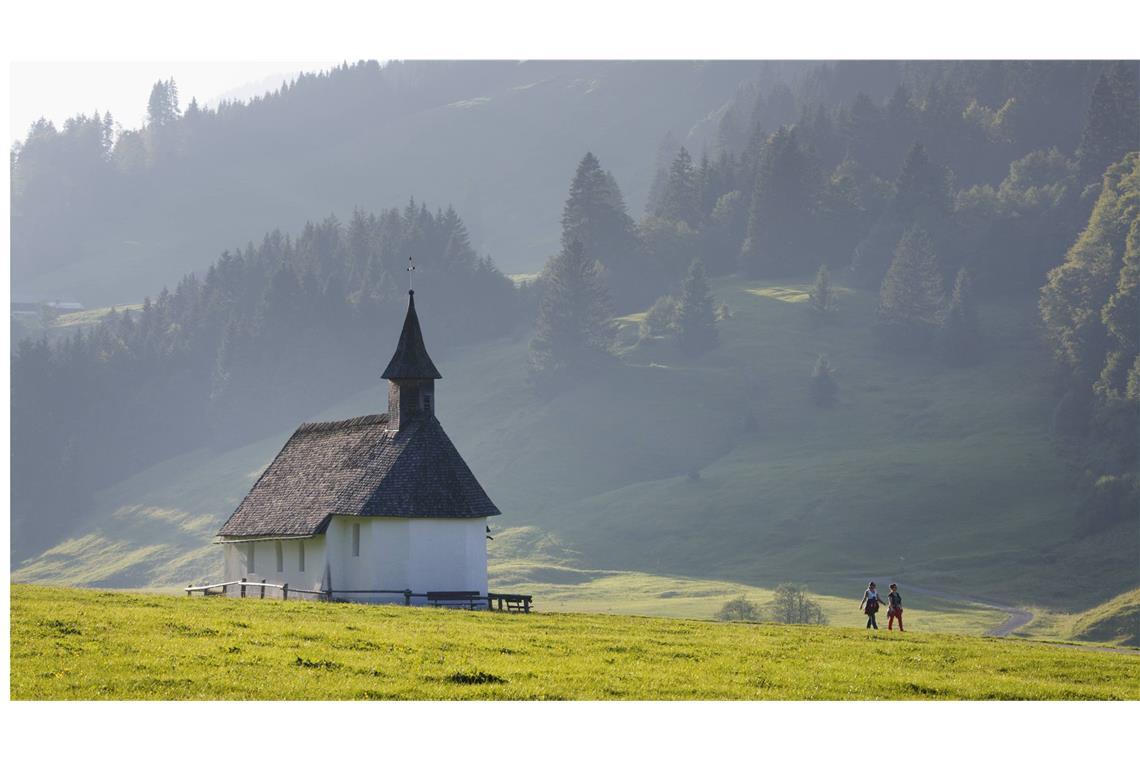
[217,413,500,538]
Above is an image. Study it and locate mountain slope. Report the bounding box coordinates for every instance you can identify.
[14,61,798,305]
[14,277,1138,623]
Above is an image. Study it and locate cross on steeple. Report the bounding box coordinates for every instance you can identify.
[407,256,416,293]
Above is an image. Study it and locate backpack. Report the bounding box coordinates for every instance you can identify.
[865,597,879,615]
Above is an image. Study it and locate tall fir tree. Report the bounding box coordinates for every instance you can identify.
[740,127,817,277]
[675,258,718,355]
[560,152,640,306]
[853,142,953,284]
[146,79,181,127]
[1077,64,1140,185]
[940,268,982,364]
[658,147,701,228]
[561,152,636,266]
[645,131,680,216]
[877,225,945,349]
[529,239,616,387]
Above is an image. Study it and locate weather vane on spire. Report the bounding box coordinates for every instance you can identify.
[407,256,416,293]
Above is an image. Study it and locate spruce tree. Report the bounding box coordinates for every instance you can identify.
[853,142,953,285]
[658,147,700,228]
[675,258,718,355]
[740,127,817,277]
[940,268,982,364]
[561,152,636,268]
[877,226,945,350]
[809,354,838,407]
[1077,65,1140,185]
[645,131,680,216]
[808,263,838,321]
[560,152,640,306]
[529,239,616,387]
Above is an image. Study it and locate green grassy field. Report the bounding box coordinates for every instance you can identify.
[13,276,1138,641]
[10,586,1139,700]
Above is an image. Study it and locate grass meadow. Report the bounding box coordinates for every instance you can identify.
[10,585,1138,700]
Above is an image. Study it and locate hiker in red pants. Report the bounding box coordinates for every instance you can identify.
[886,583,904,631]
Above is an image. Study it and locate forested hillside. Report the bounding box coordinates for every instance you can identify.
[12,203,519,554]
[11,61,1139,625]
[11,60,801,304]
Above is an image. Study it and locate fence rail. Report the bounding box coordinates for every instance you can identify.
[185,580,532,611]
[184,578,326,601]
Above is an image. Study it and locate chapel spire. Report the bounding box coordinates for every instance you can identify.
[382,290,442,381]
[383,290,441,431]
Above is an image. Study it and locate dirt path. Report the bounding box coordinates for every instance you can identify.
[903,584,1034,635]
[904,584,1139,656]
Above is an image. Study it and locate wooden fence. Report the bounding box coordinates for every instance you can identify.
[184,580,531,612]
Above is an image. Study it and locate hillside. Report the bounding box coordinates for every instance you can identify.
[12,60,794,305]
[15,276,1137,630]
[10,586,1137,700]
[1072,589,1140,646]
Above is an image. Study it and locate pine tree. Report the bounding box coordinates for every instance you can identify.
[940,268,982,364]
[658,147,700,228]
[809,354,838,407]
[529,239,616,387]
[740,127,817,277]
[1077,64,1140,185]
[146,79,181,127]
[645,131,680,216]
[561,152,636,267]
[808,264,838,321]
[560,152,639,306]
[877,226,945,350]
[853,142,954,285]
[675,258,718,355]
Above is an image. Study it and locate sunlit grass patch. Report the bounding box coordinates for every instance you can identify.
[745,286,812,303]
[10,586,1137,700]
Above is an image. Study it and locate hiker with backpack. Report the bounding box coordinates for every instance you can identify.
[886,583,904,631]
[859,581,883,629]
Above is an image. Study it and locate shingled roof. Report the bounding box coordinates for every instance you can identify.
[381,291,442,380]
[218,413,500,538]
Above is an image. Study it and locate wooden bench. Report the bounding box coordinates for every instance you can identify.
[425,591,483,609]
[487,593,532,613]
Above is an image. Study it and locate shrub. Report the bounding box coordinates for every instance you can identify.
[716,595,761,622]
[810,354,838,407]
[640,294,679,339]
[809,264,838,321]
[766,584,828,625]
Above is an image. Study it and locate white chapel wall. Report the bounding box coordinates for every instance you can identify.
[221,536,327,597]
[406,518,488,595]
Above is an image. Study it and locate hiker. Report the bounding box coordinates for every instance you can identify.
[886,583,904,632]
[859,581,882,629]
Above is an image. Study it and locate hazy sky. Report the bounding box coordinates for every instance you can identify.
[9,61,337,143]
